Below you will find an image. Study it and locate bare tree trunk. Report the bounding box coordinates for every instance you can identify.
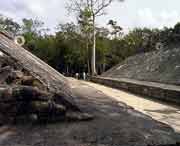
[86,41,90,74]
[66,65,69,75]
[103,62,106,72]
[87,59,90,74]
[91,14,96,75]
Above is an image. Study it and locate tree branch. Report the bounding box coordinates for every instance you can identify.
[94,0,113,15]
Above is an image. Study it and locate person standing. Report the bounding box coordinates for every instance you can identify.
[83,72,86,80]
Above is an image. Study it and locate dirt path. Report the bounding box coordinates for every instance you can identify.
[75,79,180,133]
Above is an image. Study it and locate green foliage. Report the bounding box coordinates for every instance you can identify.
[0,15,20,35]
[78,8,94,73]
[1,14,180,75]
[108,19,123,39]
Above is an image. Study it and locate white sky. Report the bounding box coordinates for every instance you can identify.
[1,0,180,32]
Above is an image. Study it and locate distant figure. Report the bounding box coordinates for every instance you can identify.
[75,73,79,79]
[83,72,86,80]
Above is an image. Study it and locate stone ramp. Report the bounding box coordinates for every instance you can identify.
[0,31,77,109]
[102,48,180,85]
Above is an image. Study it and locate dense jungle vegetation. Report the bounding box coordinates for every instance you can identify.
[1,14,180,75]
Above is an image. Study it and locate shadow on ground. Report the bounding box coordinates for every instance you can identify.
[0,79,179,146]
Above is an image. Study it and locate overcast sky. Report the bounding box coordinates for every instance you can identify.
[1,0,180,32]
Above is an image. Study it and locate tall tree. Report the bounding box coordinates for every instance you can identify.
[56,22,85,74]
[78,8,93,73]
[0,14,20,35]
[67,0,124,75]
[21,18,46,50]
[22,18,45,35]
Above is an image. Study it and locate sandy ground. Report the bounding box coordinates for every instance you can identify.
[76,79,180,132]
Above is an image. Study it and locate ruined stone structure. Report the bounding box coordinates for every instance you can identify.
[0,31,93,123]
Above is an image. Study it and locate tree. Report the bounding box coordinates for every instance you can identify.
[66,0,124,75]
[56,22,86,75]
[56,22,78,40]
[96,27,111,73]
[21,18,46,50]
[22,18,45,35]
[78,8,93,73]
[0,14,20,35]
[108,19,123,39]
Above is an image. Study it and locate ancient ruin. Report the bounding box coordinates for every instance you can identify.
[0,31,93,123]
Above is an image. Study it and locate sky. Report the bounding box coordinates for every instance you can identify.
[1,0,180,33]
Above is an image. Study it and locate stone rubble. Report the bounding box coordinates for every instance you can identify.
[0,52,93,124]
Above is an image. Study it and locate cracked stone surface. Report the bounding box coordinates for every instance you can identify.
[1,78,179,146]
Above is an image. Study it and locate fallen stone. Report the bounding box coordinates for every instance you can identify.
[11,70,24,79]
[0,66,13,84]
[0,85,50,102]
[31,101,66,115]
[66,112,94,121]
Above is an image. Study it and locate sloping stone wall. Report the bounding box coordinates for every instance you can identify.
[102,48,180,85]
[91,76,180,104]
